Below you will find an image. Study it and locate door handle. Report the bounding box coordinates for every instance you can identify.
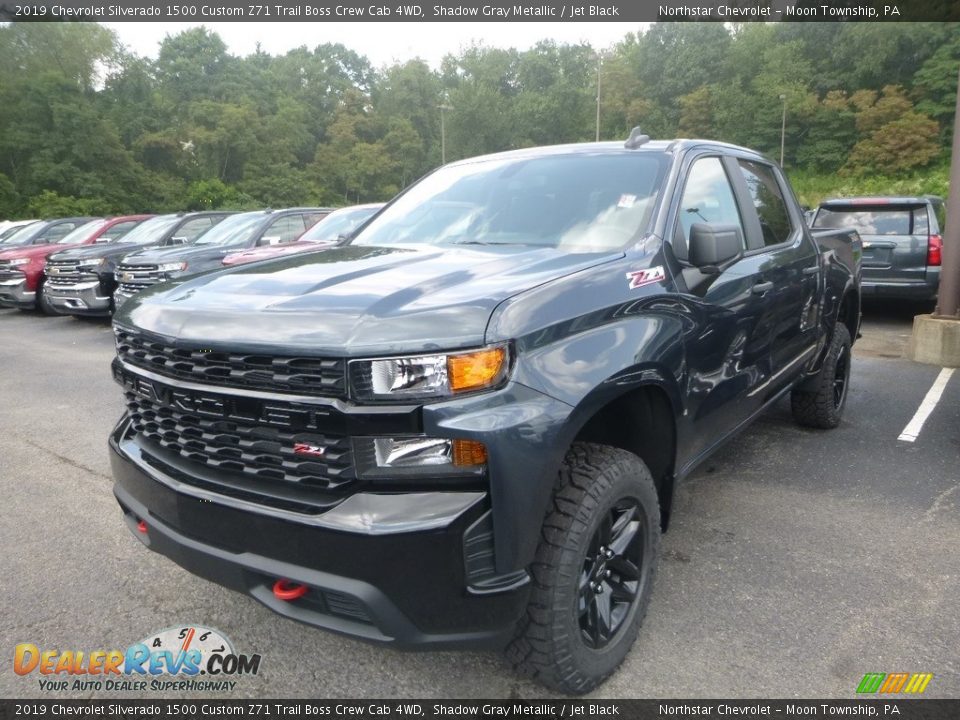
[752,281,774,295]
[802,266,819,276]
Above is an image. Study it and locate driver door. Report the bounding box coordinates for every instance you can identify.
[671,155,776,464]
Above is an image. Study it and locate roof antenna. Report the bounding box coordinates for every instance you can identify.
[624,127,650,149]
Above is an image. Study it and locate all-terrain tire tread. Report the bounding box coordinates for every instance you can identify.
[505,442,660,695]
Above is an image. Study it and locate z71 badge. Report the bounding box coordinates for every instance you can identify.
[626,266,666,290]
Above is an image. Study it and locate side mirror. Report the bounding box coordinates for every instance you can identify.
[688,223,744,274]
[169,235,189,246]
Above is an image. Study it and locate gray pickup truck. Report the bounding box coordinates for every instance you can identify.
[110,134,862,694]
[813,196,944,301]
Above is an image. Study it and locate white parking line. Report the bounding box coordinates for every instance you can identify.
[898,368,955,442]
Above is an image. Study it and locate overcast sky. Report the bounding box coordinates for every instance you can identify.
[105,22,642,67]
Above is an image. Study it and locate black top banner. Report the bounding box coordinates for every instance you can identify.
[2,700,960,720]
[1,0,958,22]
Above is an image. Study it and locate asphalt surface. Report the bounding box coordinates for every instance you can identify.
[1,300,958,699]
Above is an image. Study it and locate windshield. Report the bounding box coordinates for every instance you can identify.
[193,212,265,246]
[56,219,108,245]
[2,221,49,247]
[113,215,180,245]
[0,222,37,242]
[301,206,381,243]
[353,153,669,252]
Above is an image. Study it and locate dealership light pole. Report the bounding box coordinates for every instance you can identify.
[439,103,453,165]
[596,56,602,142]
[907,67,960,366]
[934,68,960,319]
[779,94,787,167]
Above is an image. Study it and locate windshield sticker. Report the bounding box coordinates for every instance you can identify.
[626,266,666,290]
[617,194,637,209]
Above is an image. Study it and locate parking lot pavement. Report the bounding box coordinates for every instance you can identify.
[1,306,957,699]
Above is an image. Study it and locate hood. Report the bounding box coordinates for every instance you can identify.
[222,241,335,266]
[0,243,74,261]
[117,244,622,356]
[123,244,236,266]
[49,242,148,262]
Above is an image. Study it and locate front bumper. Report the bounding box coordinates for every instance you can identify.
[110,419,530,649]
[0,275,35,308]
[44,281,113,315]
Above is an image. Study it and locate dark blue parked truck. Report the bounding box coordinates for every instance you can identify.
[109,134,861,694]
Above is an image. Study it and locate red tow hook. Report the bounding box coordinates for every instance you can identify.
[136,519,148,534]
[273,579,309,601]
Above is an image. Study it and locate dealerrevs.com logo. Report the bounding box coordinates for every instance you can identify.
[14,625,261,692]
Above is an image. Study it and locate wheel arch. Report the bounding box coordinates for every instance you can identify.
[563,372,681,532]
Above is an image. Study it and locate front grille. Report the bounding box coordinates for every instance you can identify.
[116,262,162,293]
[124,383,357,510]
[46,259,96,286]
[0,259,25,282]
[115,327,347,398]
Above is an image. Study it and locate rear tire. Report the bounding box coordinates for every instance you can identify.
[791,324,851,429]
[506,442,660,695]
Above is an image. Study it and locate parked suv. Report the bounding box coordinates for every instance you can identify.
[44,212,233,317]
[0,217,98,311]
[114,208,330,308]
[812,196,944,300]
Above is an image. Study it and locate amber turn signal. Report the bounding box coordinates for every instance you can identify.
[453,439,488,466]
[447,347,507,393]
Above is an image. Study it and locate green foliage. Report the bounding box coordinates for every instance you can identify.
[184,179,253,210]
[26,190,98,217]
[0,174,21,218]
[0,22,956,219]
[789,166,950,209]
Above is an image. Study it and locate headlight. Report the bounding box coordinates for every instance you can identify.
[7,258,30,266]
[77,259,105,270]
[157,262,187,273]
[349,344,509,401]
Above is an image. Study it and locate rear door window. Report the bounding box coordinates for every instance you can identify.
[263,215,307,245]
[37,222,83,243]
[102,220,140,240]
[177,217,216,242]
[736,160,794,247]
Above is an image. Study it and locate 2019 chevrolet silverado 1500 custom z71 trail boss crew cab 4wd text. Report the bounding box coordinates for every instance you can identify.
[109,135,861,694]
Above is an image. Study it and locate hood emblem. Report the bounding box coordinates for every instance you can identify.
[626,265,666,290]
[293,442,326,458]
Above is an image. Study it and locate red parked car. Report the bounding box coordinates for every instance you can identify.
[221,204,383,267]
[0,215,151,314]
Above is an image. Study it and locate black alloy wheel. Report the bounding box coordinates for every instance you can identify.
[578,499,645,649]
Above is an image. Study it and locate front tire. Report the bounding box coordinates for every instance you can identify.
[791,324,851,429]
[506,442,661,695]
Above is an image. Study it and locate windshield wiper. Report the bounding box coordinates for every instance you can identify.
[450,239,539,247]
